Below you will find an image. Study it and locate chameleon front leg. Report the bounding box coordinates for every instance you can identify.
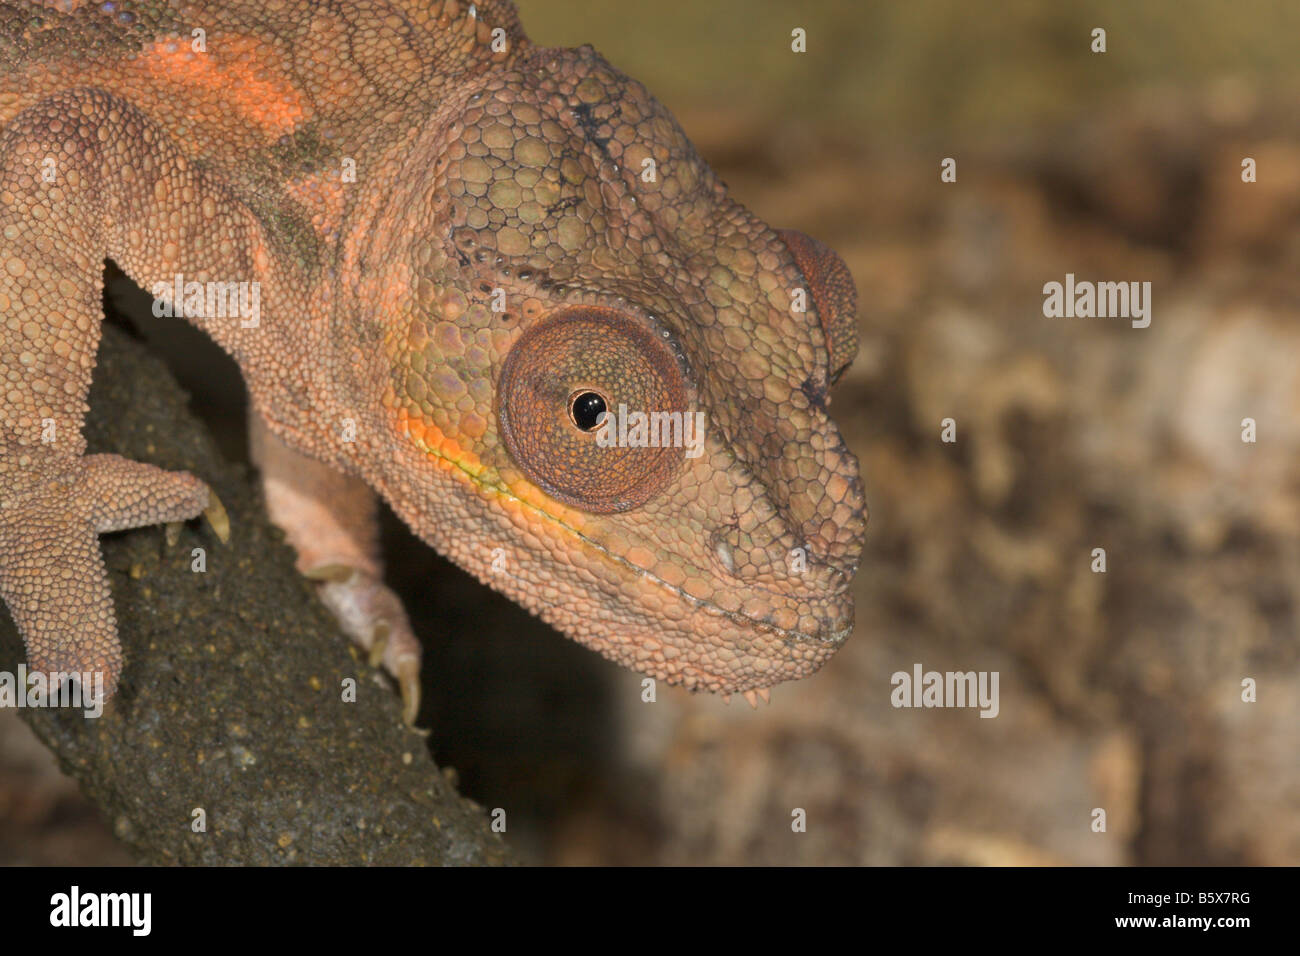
[0,456,214,693]
[249,413,423,724]
[0,92,225,696]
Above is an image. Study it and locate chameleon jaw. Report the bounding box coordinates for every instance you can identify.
[389,413,855,696]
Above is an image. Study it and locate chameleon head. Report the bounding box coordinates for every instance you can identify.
[367,44,866,695]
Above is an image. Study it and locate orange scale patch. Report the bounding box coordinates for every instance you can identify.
[135,36,308,137]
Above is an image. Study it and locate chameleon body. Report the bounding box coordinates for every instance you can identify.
[0,0,866,721]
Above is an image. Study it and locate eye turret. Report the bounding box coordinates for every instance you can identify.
[497,307,687,513]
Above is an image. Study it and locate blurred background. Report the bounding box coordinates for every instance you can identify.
[4,0,1299,864]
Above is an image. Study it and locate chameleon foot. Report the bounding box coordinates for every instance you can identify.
[0,454,213,697]
[310,564,423,725]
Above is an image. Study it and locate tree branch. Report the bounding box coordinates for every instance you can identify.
[0,324,511,865]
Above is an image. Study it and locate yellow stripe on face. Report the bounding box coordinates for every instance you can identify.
[392,406,591,535]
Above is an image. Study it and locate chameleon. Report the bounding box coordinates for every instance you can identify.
[0,0,866,725]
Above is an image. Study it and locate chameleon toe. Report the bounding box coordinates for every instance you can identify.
[368,621,390,668]
[303,563,359,583]
[396,657,421,728]
[202,490,231,544]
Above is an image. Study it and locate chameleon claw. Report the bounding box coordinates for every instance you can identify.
[303,562,356,583]
[368,621,390,668]
[164,521,182,547]
[396,656,420,726]
[758,688,771,705]
[722,694,732,705]
[203,489,230,544]
[743,690,759,709]
[305,562,422,722]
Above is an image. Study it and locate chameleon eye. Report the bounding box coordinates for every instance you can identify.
[497,307,686,513]
[569,390,608,432]
[777,229,859,385]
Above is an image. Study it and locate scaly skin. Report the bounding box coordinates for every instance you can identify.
[0,0,866,717]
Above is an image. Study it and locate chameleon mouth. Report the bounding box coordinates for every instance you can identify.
[481,469,857,650]
[395,417,854,690]
[499,546,853,697]
[602,535,854,647]
[518,504,856,665]
[402,417,853,645]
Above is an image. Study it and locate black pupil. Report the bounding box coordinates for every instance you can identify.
[571,391,607,431]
